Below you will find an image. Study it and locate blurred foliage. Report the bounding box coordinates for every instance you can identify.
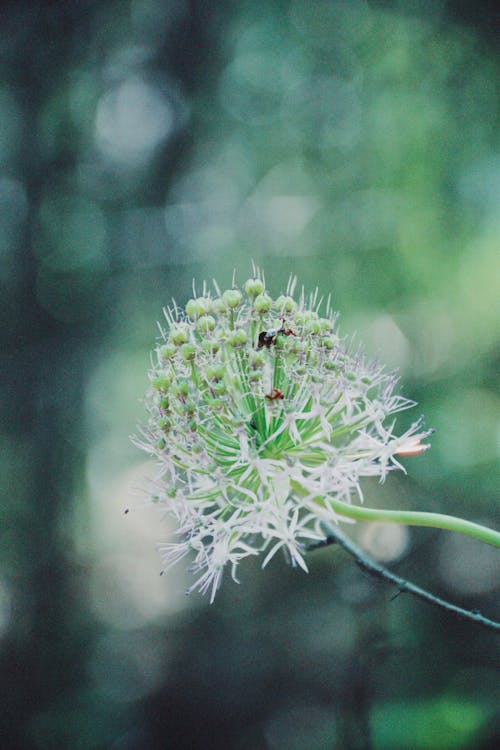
[0,1,499,748]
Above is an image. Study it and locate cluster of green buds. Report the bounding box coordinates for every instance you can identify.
[134,270,433,601]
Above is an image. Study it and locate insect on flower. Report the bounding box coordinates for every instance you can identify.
[265,388,285,401]
[257,319,297,348]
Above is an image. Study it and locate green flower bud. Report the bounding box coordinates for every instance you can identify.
[322,337,336,350]
[154,439,166,450]
[184,401,196,417]
[275,295,297,313]
[157,417,171,431]
[201,339,220,354]
[159,343,177,360]
[172,380,189,398]
[159,396,170,410]
[249,351,265,368]
[196,315,216,333]
[213,297,228,314]
[274,334,286,349]
[228,329,247,347]
[222,289,243,309]
[249,368,263,382]
[292,340,308,355]
[206,397,223,411]
[305,319,321,335]
[254,293,273,313]
[152,374,172,391]
[185,298,206,318]
[303,310,318,322]
[180,343,196,361]
[213,381,227,396]
[206,364,225,382]
[244,278,265,297]
[169,324,189,345]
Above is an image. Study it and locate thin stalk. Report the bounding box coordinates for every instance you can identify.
[308,525,500,633]
[290,480,500,548]
[327,498,500,548]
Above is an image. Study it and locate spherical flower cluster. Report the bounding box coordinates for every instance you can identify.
[134,271,432,602]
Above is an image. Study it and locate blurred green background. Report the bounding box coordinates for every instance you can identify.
[1,1,499,748]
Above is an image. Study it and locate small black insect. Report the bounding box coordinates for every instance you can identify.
[258,329,278,348]
[258,321,297,348]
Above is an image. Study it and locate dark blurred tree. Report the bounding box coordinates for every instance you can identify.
[0,2,222,747]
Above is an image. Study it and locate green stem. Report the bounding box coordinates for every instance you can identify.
[328,497,500,548]
[290,480,500,548]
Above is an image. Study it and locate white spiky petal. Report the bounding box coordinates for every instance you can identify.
[134,270,432,602]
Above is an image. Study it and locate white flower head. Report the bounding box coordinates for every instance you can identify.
[134,269,432,601]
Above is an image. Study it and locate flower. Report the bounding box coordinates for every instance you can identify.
[134,269,432,601]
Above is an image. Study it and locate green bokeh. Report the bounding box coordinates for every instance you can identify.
[1,1,498,748]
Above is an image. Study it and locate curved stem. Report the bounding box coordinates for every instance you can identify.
[325,497,500,548]
[307,525,500,633]
[290,479,500,547]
